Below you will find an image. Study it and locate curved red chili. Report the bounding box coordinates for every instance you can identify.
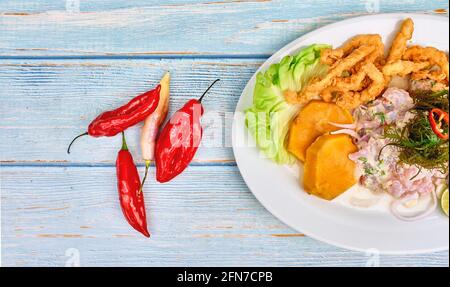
[429,108,449,140]
[116,132,150,237]
[67,85,161,153]
[155,80,220,183]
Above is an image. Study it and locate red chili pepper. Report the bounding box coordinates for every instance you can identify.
[428,108,449,140]
[155,79,220,183]
[116,132,150,237]
[67,85,161,153]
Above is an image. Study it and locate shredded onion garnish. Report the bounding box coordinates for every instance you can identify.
[330,129,360,139]
[390,190,438,222]
[329,122,357,130]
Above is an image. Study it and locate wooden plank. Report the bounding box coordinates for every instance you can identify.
[0,59,260,163]
[1,0,447,56]
[0,0,212,13]
[1,0,448,268]
[1,165,448,266]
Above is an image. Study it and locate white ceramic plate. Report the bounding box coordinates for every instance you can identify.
[232,13,449,254]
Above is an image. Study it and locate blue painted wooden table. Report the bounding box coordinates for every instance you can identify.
[1,0,449,267]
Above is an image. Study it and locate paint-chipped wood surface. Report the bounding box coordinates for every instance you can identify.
[0,0,449,266]
[1,0,448,57]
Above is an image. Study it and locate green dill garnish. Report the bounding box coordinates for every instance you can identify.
[374,112,386,125]
[357,157,383,176]
[358,157,368,163]
[412,90,449,111]
[364,165,375,175]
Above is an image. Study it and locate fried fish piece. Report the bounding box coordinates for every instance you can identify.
[321,86,346,103]
[410,70,448,82]
[338,34,385,64]
[403,46,449,81]
[382,60,430,77]
[321,63,385,109]
[321,34,384,67]
[386,18,414,64]
[292,45,376,104]
[333,67,368,90]
[359,62,386,103]
[320,48,344,66]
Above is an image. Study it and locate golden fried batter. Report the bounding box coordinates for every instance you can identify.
[411,70,448,82]
[321,63,385,109]
[339,34,385,64]
[382,60,430,77]
[403,46,449,82]
[292,45,376,104]
[382,19,448,87]
[294,18,448,111]
[333,68,367,90]
[359,62,386,103]
[320,48,344,66]
[321,34,384,67]
[386,18,414,64]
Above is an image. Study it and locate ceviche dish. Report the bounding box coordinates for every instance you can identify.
[245,18,449,221]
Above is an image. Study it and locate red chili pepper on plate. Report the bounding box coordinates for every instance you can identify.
[116,132,150,237]
[67,85,161,153]
[155,79,220,183]
[428,108,449,140]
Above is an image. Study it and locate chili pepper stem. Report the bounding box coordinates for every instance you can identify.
[198,79,221,103]
[67,132,89,154]
[139,160,151,194]
[121,131,128,151]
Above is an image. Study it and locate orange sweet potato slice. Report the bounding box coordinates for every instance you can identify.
[287,100,353,162]
[303,134,357,200]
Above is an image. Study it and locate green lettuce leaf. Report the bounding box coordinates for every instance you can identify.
[245,44,330,164]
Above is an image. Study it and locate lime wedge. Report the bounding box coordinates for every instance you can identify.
[441,188,449,217]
